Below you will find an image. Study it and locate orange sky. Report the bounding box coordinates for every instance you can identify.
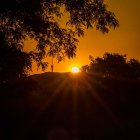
[27,0,140,73]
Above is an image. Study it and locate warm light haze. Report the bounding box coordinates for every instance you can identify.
[24,0,140,74]
[71,66,80,73]
[1,1,140,139]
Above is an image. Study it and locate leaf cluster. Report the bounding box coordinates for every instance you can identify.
[82,53,140,81]
[0,0,119,82]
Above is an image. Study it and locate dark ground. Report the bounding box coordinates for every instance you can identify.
[0,72,140,140]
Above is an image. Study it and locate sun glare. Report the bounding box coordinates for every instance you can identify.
[71,66,80,73]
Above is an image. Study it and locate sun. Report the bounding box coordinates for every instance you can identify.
[71,66,80,73]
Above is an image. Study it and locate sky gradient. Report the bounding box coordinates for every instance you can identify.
[29,0,140,73]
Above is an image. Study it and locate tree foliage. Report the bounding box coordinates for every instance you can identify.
[0,0,119,82]
[0,33,32,83]
[82,53,140,80]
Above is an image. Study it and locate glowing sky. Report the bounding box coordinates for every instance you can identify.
[29,0,140,73]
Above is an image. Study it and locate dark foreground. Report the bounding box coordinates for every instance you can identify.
[0,72,140,140]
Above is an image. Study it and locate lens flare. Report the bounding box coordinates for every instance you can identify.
[71,66,80,73]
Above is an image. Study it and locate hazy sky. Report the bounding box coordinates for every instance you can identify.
[31,0,140,73]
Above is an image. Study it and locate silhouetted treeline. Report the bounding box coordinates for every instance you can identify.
[81,53,140,81]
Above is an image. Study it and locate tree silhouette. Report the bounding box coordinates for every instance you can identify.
[0,33,32,83]
[0,0,119,82]
[81,65,89,72]
[128,59,140,80]
[84,53,140,80]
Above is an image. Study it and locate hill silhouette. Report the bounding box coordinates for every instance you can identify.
[0,72,140,140]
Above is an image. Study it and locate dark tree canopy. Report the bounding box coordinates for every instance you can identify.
[0,0,119,82]
[81,53,140,80]
[0,33,32,83]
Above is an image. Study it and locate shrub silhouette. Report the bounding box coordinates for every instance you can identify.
[82,53,140,80]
